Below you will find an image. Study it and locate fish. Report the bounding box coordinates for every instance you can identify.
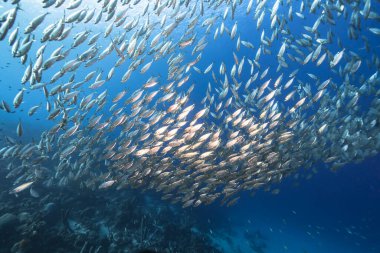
[369,27,380,35]
[24,12,49,34]
[1,100,12,113]
[0,0,378,209]
[330,49,345,68]
[13,89,25,108]
[16,120,23,137]
[10,182,34,194]
[98,180,116,189]
[30,187,40,198]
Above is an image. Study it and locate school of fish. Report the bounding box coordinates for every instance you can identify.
[0,0,379,208]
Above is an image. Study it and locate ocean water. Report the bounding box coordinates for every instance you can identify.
[0,0,379,252]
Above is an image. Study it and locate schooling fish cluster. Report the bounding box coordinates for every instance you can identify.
[0,0,379,208]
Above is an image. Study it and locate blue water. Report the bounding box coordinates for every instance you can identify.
[0,0,379,252]
[192,156,380,253]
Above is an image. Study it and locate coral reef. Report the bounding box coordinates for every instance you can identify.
[0,167,221,253]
